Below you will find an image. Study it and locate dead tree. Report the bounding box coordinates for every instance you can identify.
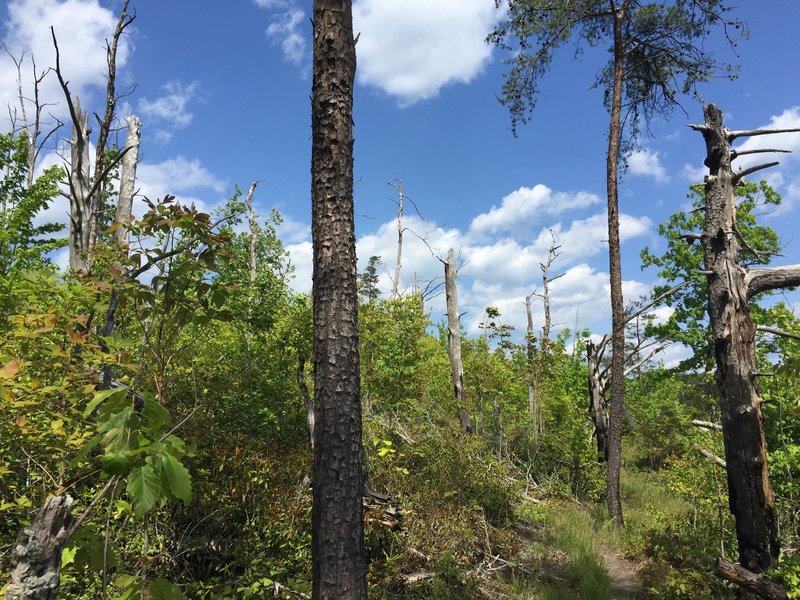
[113,115,140,246]
[442,248,470,433]
[244,181,260,283]
[588,282,687,461]
[51,1,135,273]
[533,228,564,341]
[389,179,404,299]
[690,103,800,573]
[586,339,609,462]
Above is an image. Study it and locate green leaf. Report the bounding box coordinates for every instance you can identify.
[149,578,187,600]
[141,396,171,430]
[84,387,127,418]
[101,449,135,476]
[160,452,192,504]
[127,463,160,519]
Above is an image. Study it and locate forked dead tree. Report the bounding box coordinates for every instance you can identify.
[51,0,135,273]
[533,228,565,342]
[690,103,800,578]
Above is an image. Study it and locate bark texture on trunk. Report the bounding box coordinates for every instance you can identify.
[68,95,92,274]
[114,115,140,247]
[310,1,366,597]
[444,249,470,433]
[5,496,73,600]
[604,4,627,528]
[696,103,779,572]
[587,340,609,463]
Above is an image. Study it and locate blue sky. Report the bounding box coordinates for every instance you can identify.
[1,0,799,361]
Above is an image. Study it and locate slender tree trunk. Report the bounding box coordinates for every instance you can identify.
[604,2,628,528]
[244,181,259,284]
[310,1,366,597]
[391,179,403,299]
[444,249,470,433]
[525,294,541,438]
[114,115,140,247]
[697,104,779,572]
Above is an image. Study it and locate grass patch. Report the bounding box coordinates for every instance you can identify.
[511,501,612,599]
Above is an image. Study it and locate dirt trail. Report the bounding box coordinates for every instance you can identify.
[599,543,642,599]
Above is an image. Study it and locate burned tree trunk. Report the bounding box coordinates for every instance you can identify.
[587,340,609,463]
[691,103,800,572]
[5,496,74,600]
[113,115,140,247]
[443,249,470,433]
[310,0,366,597]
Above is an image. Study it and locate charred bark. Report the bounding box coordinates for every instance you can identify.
[310,0,366,597]
[6,496,74,600]
[587,340,609,463]
[694,103,780,572]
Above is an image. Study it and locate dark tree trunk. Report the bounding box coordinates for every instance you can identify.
[696,104,779,572]
[604,3,628,528]
[6,496,73,600]
[310,1,367,597]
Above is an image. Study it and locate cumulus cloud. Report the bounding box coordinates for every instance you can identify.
[469,184,600,237]
[136,156,226,209]
[282,182,653,340]
[0,0,131,121]
[138,81,201,129]
[531,212,651,266]
[352,0,504,105]
[628,148,668,183]
[266,8,308,66]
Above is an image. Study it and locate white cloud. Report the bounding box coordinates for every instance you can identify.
[138,81,200,129]
[352,0,504,105]
[469,184,600,237]
[682,162,707,183]
[532,212,651,266]
[253,0,291,7]
[0,0,131,122]
[285,240,313,292]
[628,148,668,183]
[282,182,653,341]
[266,8,307,66]
[135,156,227,217]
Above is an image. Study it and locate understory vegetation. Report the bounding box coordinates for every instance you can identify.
[0,129,799,598]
